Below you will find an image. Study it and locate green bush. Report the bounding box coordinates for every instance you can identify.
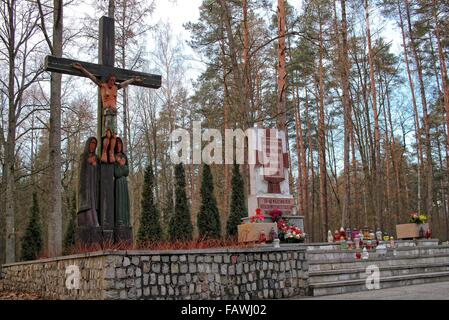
[21,193,43,261]
[169,163,193,241]
[197,164,221,239]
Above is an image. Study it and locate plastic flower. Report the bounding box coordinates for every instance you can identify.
[250,208,265,223]
[419,215,427,223]
[409,211,427,224]
[269,208,283,222]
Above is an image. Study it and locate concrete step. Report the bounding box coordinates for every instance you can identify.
[308,252,449,272]
[309,261,449,284]
[306,246,449,262]
[309,271,449,297]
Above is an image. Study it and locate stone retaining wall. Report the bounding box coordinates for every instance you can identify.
[0,247,308,300]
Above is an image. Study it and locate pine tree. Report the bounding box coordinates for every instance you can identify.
[21,193,43,261]
[169,163,193,242]
[197,164,221,239]
[63,193,77,254]
[227,163,247,238]
[138,164,162,242]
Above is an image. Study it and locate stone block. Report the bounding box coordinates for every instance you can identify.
[143,274,149,286]
[105,267,115,279]
[127,266,135,277]
[150,274,157,285]
[131,257,140,266]
[116,268,127,279]
[221,265,227,275]
[180,264,188,273]
[229,265,235,276]
[171,263,179,274]
[236,264,243,275]
[126,278,135,288]
[152,263,161,273]
[123,257,131,267]
[143,262,151,273]
[151,286,158,296]
[116,280,126,290]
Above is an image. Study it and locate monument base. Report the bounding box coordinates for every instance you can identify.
[237,222,278,243]
[115,226,133,244]
[102,229,114,244]
[248,194,296,216]
[75,226,102,246]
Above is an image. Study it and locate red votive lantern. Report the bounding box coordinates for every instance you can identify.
[259,231,267,244]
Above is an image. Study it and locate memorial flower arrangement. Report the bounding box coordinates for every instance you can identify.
[269,208,283,222]
[249,208,265,223]
[409,211,427,224]
[276,219,305,242]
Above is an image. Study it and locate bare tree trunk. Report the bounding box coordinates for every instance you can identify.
[293,101,304,215]
[365,0,382,229]
[379,73,392,233]
[386,77,402,227]
[397,0,423,213]
[48,0,63,257]
[5,0,17,263]
[243,0,250,117]
[339,0,351,228]
[318,11,328,240]
[432,0,449,226]
[405,0,433,219]
[277,0,287,132]
[305,89,315,240]
[218,0,250,197]
[220,35,230,221]
[350,120,359,228]
[436,132,448,240]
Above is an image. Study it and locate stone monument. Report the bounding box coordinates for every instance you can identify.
[246,128,304,230]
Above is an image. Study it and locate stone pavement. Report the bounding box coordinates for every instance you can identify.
[295,281,449,300]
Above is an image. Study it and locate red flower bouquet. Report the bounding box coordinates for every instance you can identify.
[277,219,305,243]
[249,208,265,223]
[269,208,283,222]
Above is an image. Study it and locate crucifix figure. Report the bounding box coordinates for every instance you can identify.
[72,63,143,163]
[44,16,161,245]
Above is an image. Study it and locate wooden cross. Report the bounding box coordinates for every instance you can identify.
[45,16,161,141]
[44,16,161,243]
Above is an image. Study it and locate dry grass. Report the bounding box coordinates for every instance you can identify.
[61,238,256,256]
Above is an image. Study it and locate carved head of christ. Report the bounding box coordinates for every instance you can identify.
[106,74,116,87]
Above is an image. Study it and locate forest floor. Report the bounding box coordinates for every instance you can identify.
[0,290,42,300]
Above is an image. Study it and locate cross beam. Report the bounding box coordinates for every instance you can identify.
[44,55,161,89]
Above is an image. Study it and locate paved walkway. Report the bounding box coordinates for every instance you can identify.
[296,281,449,300]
